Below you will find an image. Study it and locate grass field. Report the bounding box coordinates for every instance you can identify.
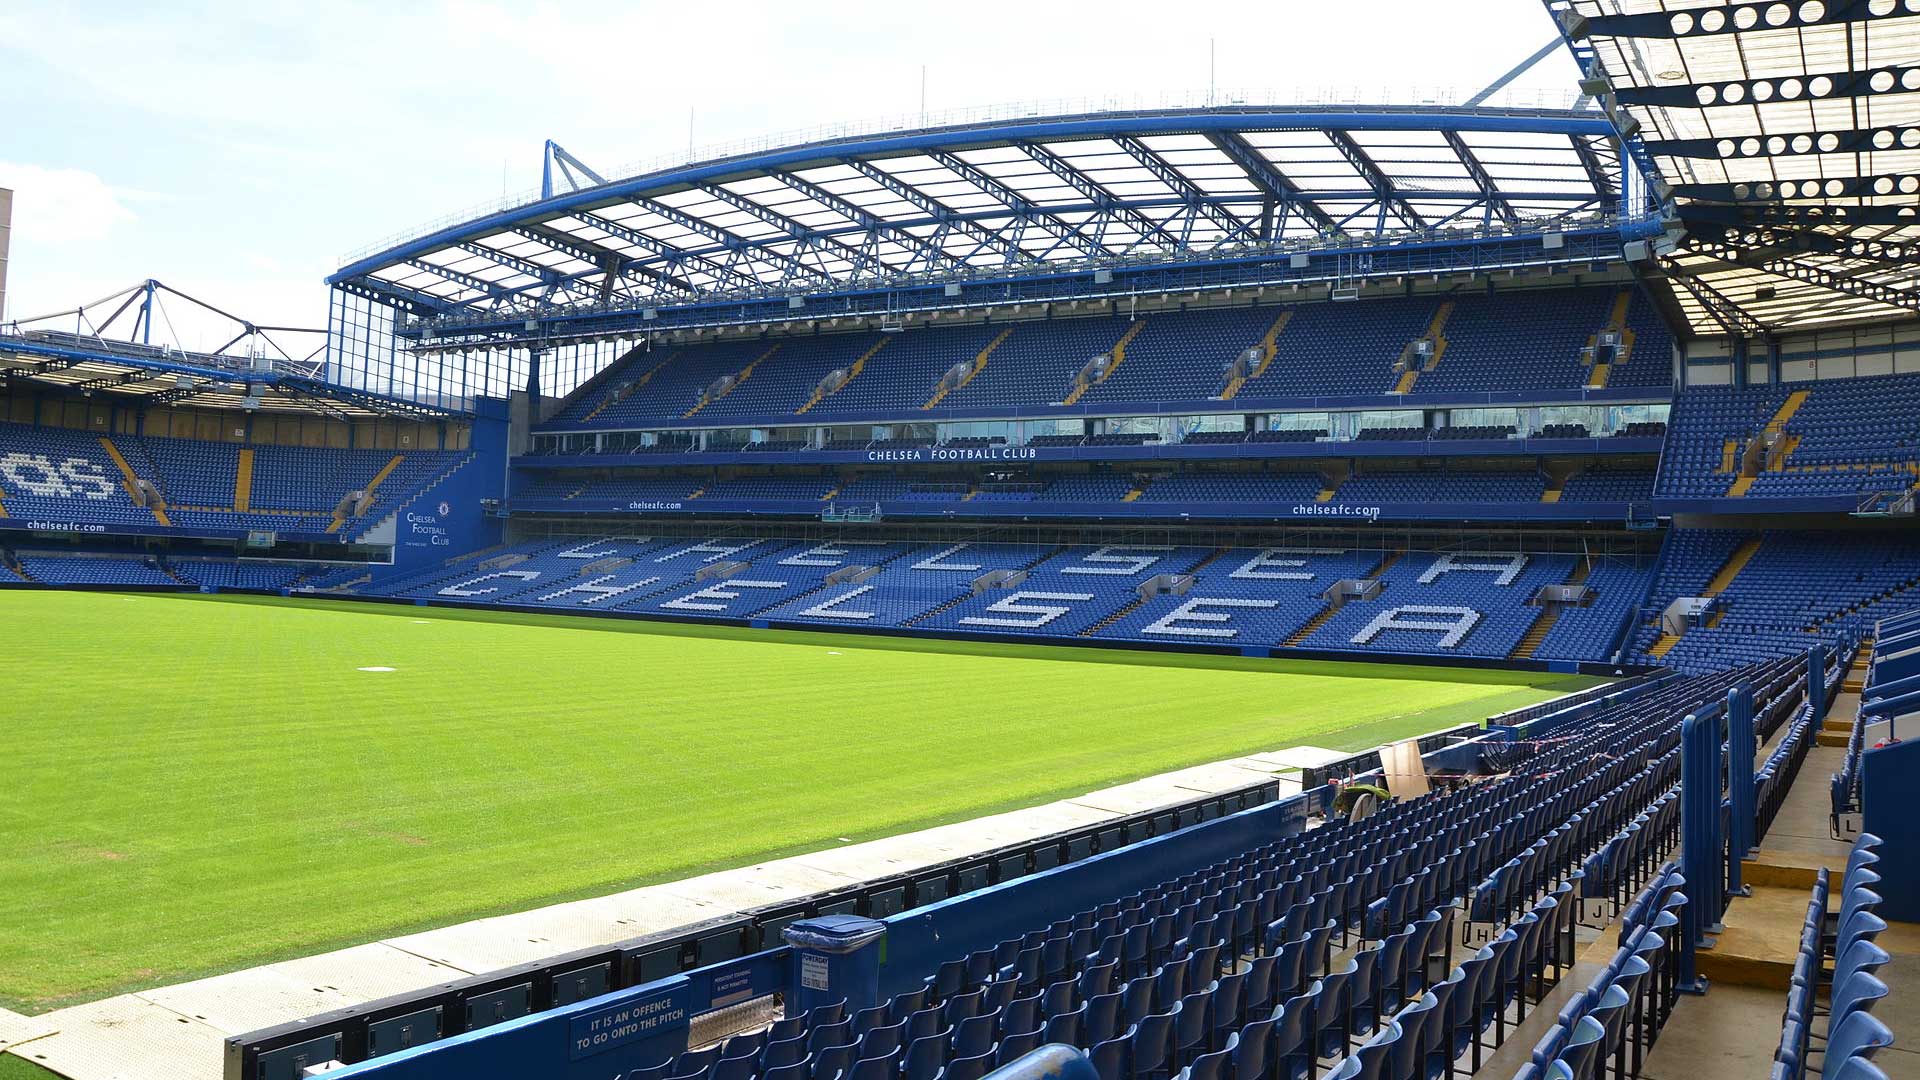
[0,590,1597,1013]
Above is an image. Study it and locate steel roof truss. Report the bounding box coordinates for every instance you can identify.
[1019,143,1188,252]
[1202,132,1340,235]
[1440,132,1521,226]
[923,151,1111,260]
[1684,237,1920,316]
[1322,129,1426,232]
[773,171,968,275]
[1111,136,1261,244]
[840,158,1038,267]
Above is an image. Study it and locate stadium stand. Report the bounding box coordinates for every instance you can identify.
[21,15,1920,1080]
[0,422,169,528]
[331,538,1657,665]
[1631,531,1920,673]
[0,421,470,538]
[1658,373,1920,502]
[534,288,1679,432]
[17,553,179,585]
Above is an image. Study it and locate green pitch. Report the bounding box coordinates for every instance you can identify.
[0,590,1597,1012]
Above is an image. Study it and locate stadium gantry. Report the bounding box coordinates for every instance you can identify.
[1,5,1918,1080]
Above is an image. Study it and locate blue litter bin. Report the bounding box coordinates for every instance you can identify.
[783,915,886,1016]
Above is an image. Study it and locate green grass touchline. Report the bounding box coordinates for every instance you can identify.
[0,592,1596,1013]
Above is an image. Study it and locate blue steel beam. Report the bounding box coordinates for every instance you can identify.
[921,150,1118,261]
[658,188,844,287]
[558,210,755,293]
[1019,142,1190,252]
[837,158,1037,265]
[771,171,970,275]
[1440,131,1518,227]
[1111,135,1261,245]
[1203,131,1338,235]
[1323,129,1425,232]
[696,183,883,284]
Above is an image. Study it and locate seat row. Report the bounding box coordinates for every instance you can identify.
[1774,834,1897,1079]
[608,663,1784,1080]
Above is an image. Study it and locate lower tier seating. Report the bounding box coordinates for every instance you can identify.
[336,538,1648,664]
[605,661,1788,1080]
[1629,530,1920,673]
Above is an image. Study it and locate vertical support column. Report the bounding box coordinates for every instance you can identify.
[1726,684,1756,896]
[783,916,886,1017]
[525,346,544,423]
[1807,644,1827,723]
[1678,710,1721,994]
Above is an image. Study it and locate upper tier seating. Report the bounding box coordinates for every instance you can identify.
[1242,295,1438,397]
[0,422,465,537]
[1412,289,1616,395]
[941,317,1133,412]
[1659,373,1920,501]
[820,324,1014,415]
[585,340,777,427]
[0,422,163,528]
[1075,307,1283,405]
[698,334,884,419]
[538,287,1678,430]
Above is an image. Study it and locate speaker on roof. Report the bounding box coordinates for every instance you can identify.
[1093,269,1113,284]
[1623,240,1652,262]
[1290,253,1310,269]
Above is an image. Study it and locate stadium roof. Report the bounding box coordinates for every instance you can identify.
[1549,0,1920,335]
[329,105,1628,324]
[1,281,460,420]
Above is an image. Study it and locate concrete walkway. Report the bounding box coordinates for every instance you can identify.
[1643,674,1918,1079]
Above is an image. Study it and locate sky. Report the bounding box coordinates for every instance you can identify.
[0,0,1583,351]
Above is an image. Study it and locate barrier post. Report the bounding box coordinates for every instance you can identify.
[783,916,886,1017]
[1677,712,1717,993]
[1807,644,1827,724]
[1726,684,1756,898]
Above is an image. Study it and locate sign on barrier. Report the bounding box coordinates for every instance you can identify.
[568,982,690,1062]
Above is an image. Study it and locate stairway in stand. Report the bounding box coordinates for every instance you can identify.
[1283,551,1401,646]
[1509,560,1593,659]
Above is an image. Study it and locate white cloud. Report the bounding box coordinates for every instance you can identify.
[0,161,141,245]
